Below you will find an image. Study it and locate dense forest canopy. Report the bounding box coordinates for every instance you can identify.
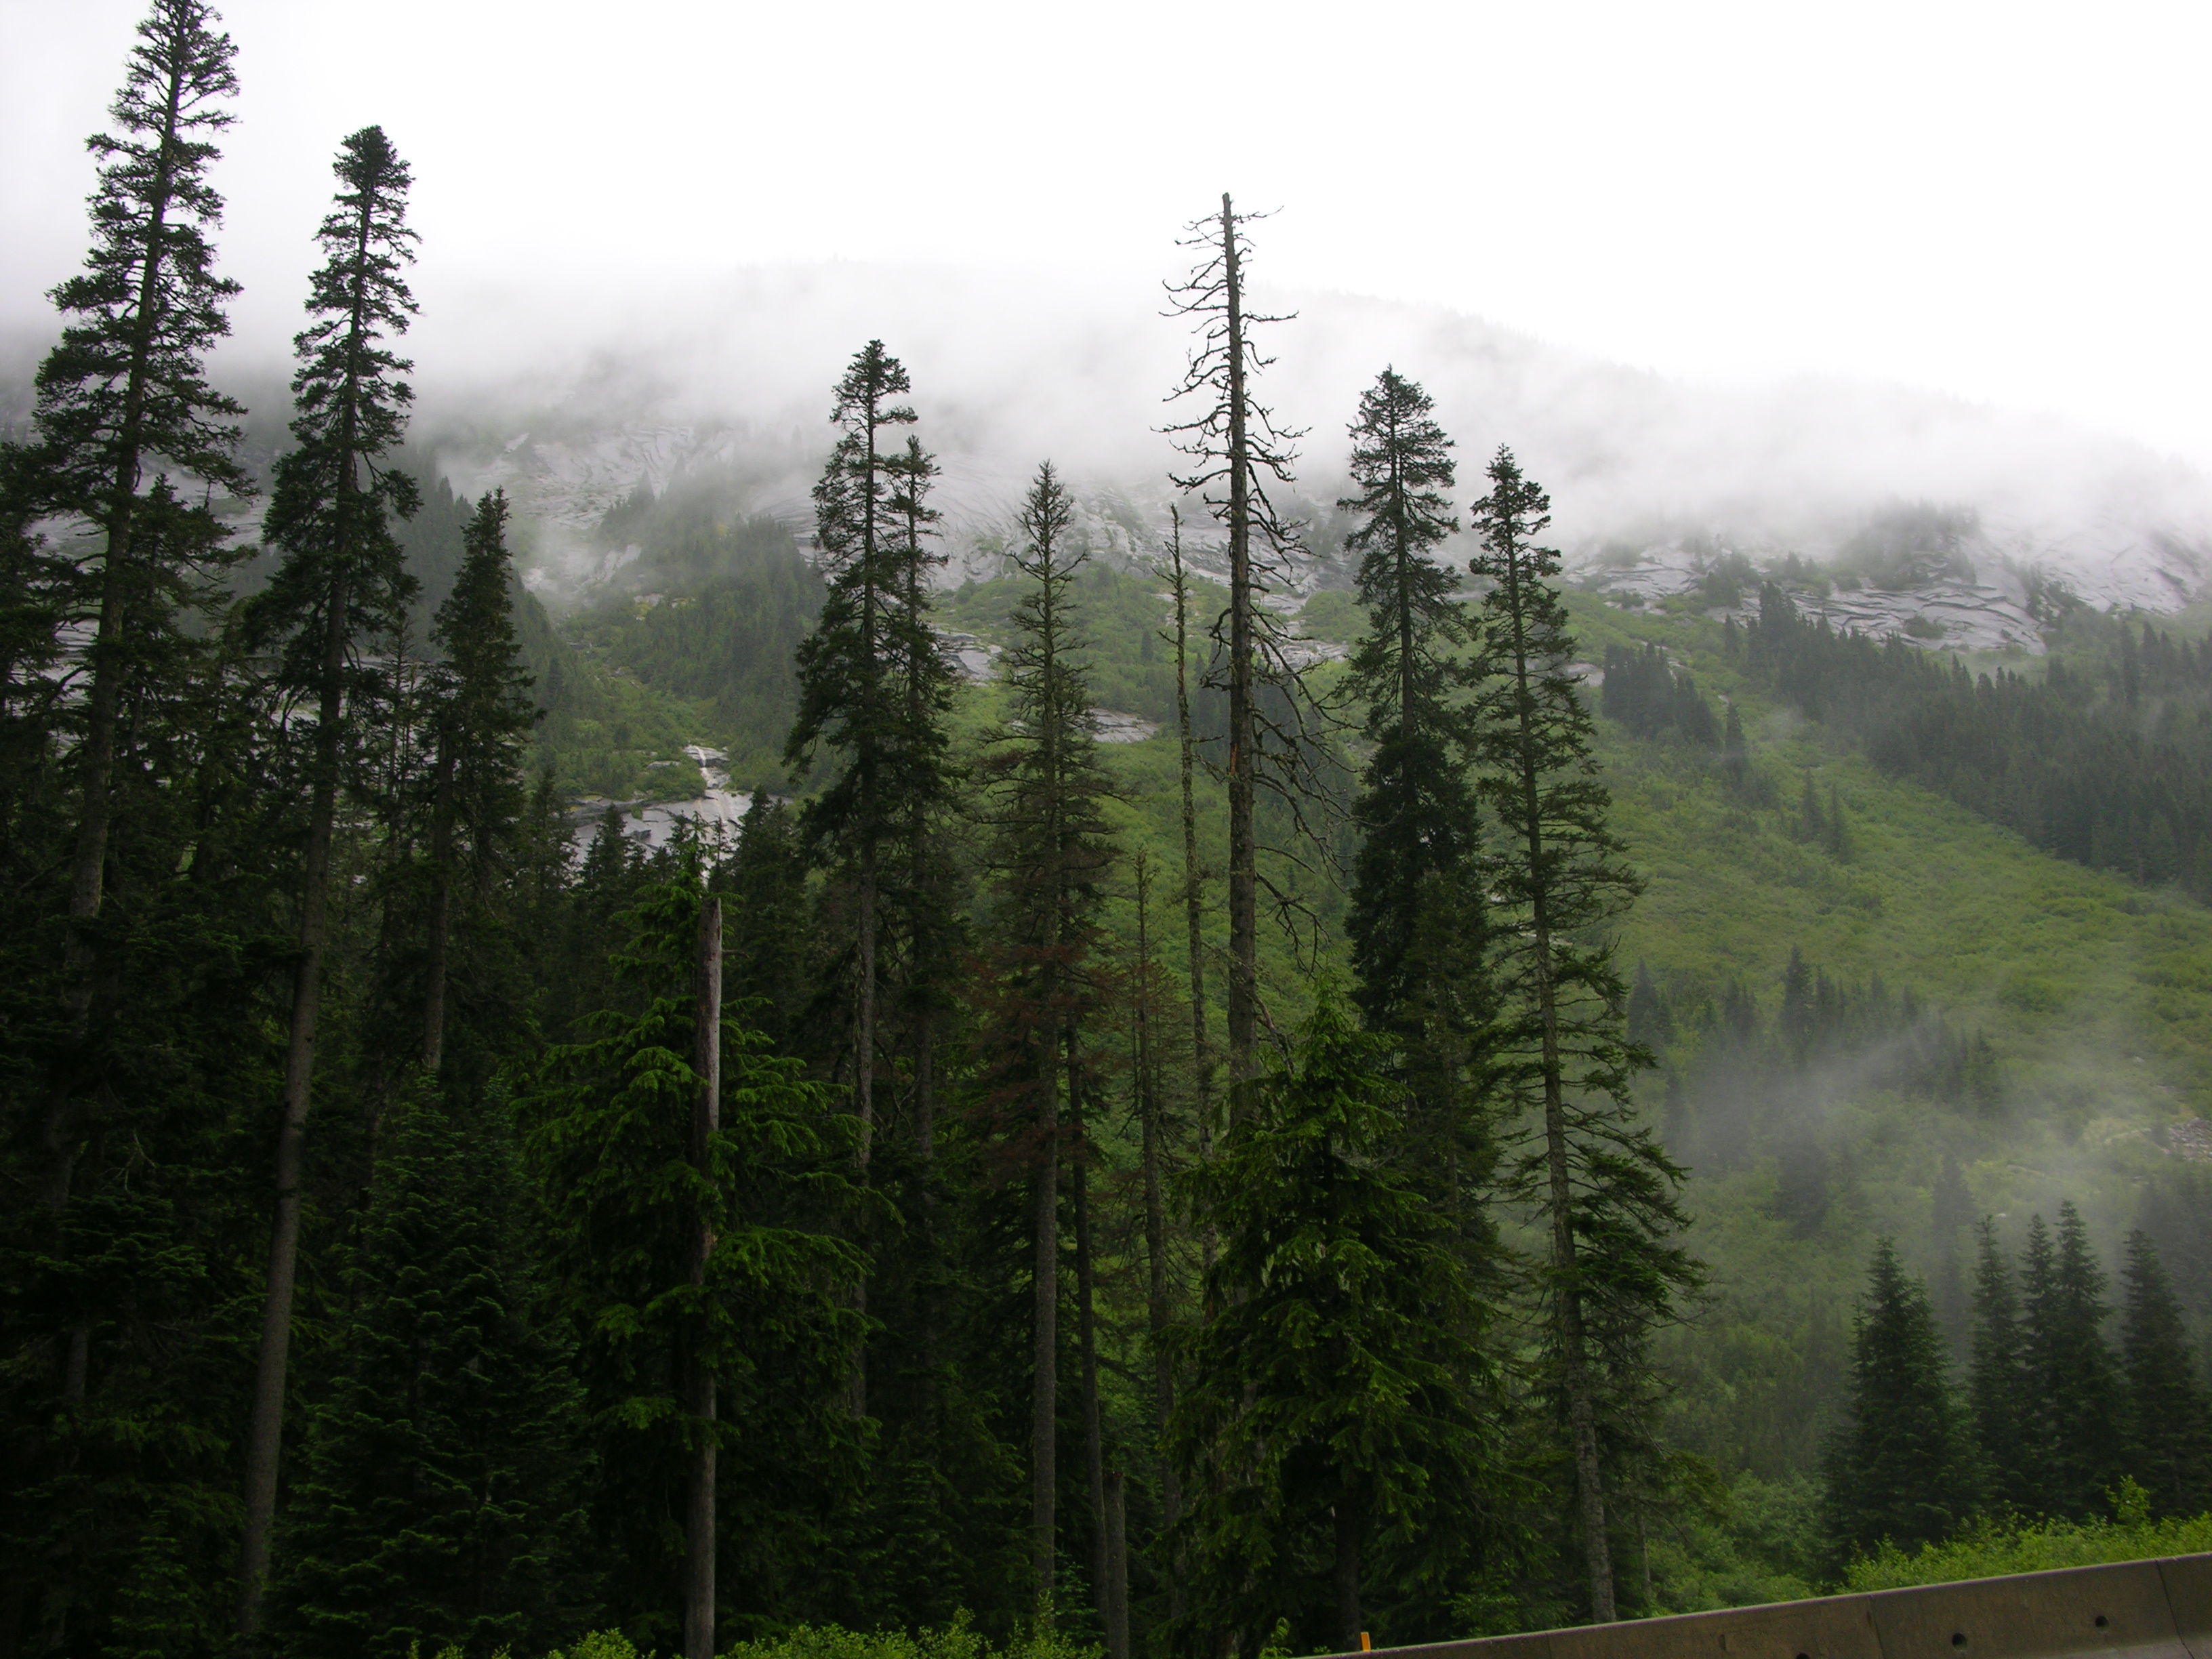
[4,9,2211,1659]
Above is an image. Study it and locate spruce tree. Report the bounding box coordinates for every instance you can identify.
[1170,993,1504,1654]
[979,460,1119,1605]
[1819,1240,1971,1568]
[1465,446,1699,1622]
[520,872,863,1646]
[787,340,915,1176]
[237,123,423,1631]
[2117,1229,2212,1516]
[1967,1218,2032,1511]
[30,0,249,1107]
[419,488,537,1078]
[1155,510,1216,1163]
[2020,1205,2128,1519]
[1338,369,1492,1238]
[266,1092,592,1659]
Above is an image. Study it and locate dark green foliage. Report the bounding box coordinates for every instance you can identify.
[2116,1230,2212,1517]
[1466,447,1701,1622]
[1169,994,1509,1654]
[2019,1206,2128,1519]
[247,123,422,680]
[1599,644,1718,747]
[268,1090,594,1658]
[519,871,866,1647]
[1740,585,2212,893]
[1819,1240,1972,1567]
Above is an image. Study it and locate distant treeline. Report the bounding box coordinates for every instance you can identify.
[1731,583,2212,893]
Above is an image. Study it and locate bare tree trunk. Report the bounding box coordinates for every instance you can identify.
[684,897,722,1659]
[237,571,348,1633]
[1334,1496,1363,1653]
[419,736,455,1073]
[1031,1025,1060,1602]
[1104,1470,1131,1659]
[1217,194,1258,1130]
[1500,549,1615,1625]
[1073,1082,1107,1627]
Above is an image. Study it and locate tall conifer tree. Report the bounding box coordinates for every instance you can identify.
[1465,447,1698,1623]
[1819,1240,1971,1567]
[237,123,423,1631]
[980,462,1118,1604]
[1338,367,1491,1238]
[30,0,249,1227]
[788,341,916,1177]
[2117,1229,2212,1517]
[2020,1205,2127,1519]
[419,488,536,1078]
[1966,1218,2032,1511]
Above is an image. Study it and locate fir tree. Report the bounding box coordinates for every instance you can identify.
[1819,1240,1971,1568]
[2117,1229,2212,1516]
[520,872,863,1649]
[978,460,1119,1605]
[786,340,914,1173]
[419,488,536,1079]
[1721,700,1750,790]
[1338,368,1492,1236]
[237,123,423,1632]
[1170,993,1506,1655]
[1966,1218,2032,1512]
[266,1091,593,1659]
[30,0,250,1121]
[1465,446,1699,1623]
[2020,1204,2128,1519]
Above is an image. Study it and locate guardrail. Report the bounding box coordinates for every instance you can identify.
[1343,1553,2212,1659]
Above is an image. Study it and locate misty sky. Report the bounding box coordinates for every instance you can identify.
[5,0,2210,466]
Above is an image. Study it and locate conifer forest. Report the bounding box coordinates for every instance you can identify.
[5,7,2212,1659]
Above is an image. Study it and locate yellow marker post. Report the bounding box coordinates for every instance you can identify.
[1361,1637,1372,1653]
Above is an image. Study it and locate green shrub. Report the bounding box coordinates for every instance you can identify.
[1843,1481,2212,1590]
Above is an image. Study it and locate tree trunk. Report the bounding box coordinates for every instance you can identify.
[684,897,722,1659]
[1500,542,1615,1625]
[1334,1494,1362,1653]
[237,570,348,1633]
[1031,1025,1060,1601]
[1073,1081,1107,1628]
[849,840,876,1417]
[419,734,456,1073]
[1134,863,1183,1614]
[1104,1470,1131,1659]
[1218,194,1258,1129]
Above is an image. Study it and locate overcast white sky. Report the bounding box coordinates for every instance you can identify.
[5,0,2209,465]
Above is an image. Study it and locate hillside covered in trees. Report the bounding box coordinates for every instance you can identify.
[5,8,2212,1659]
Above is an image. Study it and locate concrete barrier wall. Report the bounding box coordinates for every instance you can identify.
[1346,1553,2212,1659]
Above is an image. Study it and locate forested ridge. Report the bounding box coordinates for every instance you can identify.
[5,9,2212,1659]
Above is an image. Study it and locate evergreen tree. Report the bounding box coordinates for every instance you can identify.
[2117,1229,2212,1517]
[786,340,914,1174]
[1929,1152,1973,1347]
[1966,1218,2032,1513]
[30,0,250,1118]
[1721,700,1750,790]
[520,872,863,1647]
[2020,1205,2128,1519]
[1170,993,1506,1655]
[1819,1240,1971,1568]
[266,1091,592,1659]
[978,460,1119,1605]
[419,488,537,1080]
[237,122,424,1632]
[1338,368,1492,1235]
[1465,446,1699,1623]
